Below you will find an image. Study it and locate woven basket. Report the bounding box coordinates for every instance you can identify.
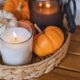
[0,31,71,80]
[0,1,71,80]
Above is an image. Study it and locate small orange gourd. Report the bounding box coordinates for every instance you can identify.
[4,0,30,20]
[33,26,64,57]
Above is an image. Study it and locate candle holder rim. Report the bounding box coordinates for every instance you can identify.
[0,21,33,44]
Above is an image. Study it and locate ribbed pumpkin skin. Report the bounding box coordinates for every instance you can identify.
[3,0,30,20]
[33,26,64,57]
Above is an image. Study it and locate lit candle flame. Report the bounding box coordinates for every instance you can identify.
[45,2,51,8]
[13,32,17,41]
[39,2,43,7]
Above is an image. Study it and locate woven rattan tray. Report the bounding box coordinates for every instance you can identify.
[0,32,71,80]
[0,0,71,80]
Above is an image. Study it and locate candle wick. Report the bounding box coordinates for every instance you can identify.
[13,32,17,41]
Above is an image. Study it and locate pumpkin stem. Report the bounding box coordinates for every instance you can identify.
[17,2,22,11]
[34,24,42,33]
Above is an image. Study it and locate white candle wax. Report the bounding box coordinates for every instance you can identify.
[0,27,33,65]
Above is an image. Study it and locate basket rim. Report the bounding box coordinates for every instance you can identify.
[0,32,71,69]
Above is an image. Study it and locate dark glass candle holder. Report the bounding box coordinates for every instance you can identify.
[29,0,62,30]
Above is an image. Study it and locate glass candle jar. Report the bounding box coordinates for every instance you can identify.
[0,21,33,65]
[30,0,62,30]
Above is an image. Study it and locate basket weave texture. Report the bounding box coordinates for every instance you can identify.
[0,0,71,80]
[0,33,71,80]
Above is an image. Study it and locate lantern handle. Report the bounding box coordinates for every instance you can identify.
[64,0,76,33]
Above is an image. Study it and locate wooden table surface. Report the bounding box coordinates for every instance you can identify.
[33,26,80,80]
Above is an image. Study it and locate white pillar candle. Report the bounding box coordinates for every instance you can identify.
[0,27,33,65]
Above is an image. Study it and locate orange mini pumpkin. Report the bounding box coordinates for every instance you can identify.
[33,26,64,57]
[4,0,30,20]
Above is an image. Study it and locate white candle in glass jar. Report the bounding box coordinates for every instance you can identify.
[0,27,33,65]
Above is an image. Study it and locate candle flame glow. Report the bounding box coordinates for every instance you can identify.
[13,32,17,40]
[39,2,43,7]
[45,2,51,8]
